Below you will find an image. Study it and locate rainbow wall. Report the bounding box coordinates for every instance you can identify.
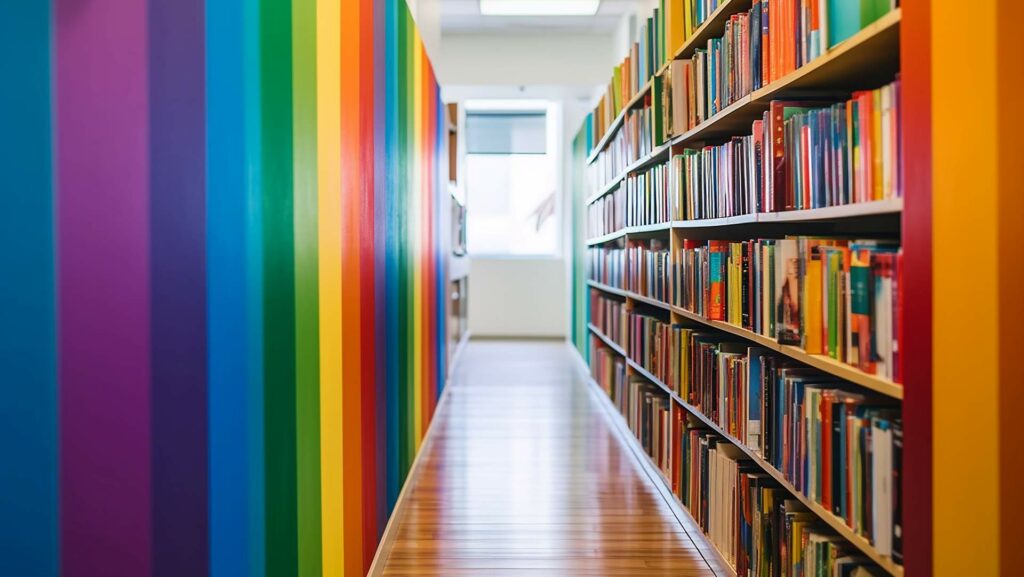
[0,0,447,576]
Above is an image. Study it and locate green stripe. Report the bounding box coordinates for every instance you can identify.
[291,0,320,574]
[396,1,410,479]
[261,0,297,574]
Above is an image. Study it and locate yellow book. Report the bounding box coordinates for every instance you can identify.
[804,245,824,354]
[682,0,693,42]
[666,0,685,58]
[872,88,883,200]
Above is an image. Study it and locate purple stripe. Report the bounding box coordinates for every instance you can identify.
[57,1,152,576]
[149,1,208,576]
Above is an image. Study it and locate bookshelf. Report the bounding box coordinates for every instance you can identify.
[577,2,910,576]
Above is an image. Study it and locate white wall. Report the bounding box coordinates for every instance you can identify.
[468,258,566,337]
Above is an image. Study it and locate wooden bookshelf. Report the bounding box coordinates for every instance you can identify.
[585,324,904,576]
[580,5,909,575]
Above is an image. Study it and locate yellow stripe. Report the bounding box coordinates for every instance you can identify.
[412,33,424,450]
[932,0,1000,575]
[316,0,343,572]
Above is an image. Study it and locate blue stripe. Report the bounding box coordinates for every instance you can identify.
[207,0,251,575]
[384,0,401,511]
[0,3,58,576]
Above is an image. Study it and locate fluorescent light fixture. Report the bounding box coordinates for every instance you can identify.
[479,0,601,17]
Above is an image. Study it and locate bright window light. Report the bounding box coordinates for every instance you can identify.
[479,0,601,17]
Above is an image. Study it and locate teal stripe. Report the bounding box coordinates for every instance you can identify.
[0,2,58,575]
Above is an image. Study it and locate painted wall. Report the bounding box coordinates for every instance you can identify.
[0,1,446,576]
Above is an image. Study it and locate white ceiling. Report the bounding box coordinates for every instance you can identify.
[440,0,650,34]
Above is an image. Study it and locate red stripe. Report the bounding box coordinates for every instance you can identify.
[900,0,932,574]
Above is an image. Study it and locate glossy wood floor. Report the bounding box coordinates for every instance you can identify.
[373,340,722,576]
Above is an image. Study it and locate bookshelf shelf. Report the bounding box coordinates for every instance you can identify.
[587,199,902,244]
[586,79,654,165]
[585,142,673,207]
[586,280,903,399]
[586,324,904,577]
[585,230,624,246]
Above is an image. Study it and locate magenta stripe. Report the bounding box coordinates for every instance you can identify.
[57,1,152,576]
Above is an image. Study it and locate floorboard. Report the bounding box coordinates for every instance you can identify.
[374,340,719,576]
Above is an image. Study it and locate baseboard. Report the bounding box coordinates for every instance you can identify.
[567,344,736,577]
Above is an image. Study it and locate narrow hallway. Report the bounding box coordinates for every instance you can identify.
[372,341,722,576]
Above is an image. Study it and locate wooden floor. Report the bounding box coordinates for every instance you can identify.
[372,340,722,576]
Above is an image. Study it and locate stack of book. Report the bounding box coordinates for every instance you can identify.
[588,246,625,289]
[625,240,671,301]
[672,237,903,382]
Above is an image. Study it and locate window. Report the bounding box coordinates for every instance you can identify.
[465,100,559,257]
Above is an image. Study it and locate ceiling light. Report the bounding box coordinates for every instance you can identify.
[479,0,601,17]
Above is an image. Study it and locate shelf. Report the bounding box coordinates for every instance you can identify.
[587,199,902,242]
[587,323,627,358]
[586,79,654,165]
[585,230,624,246]
[756,198,903,223]
[586,281,902,399]
[584,174,622,206]
[585,280,630,300]
[586,324,903,577]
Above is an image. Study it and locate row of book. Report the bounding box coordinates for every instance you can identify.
[589,336,627,398]
[590,292,627,349]
[679,426,891,576]
[587,160,674,238]
[671,84,903,214]
[590,104,659,188]
[611,375,674,481]
[587,246,625,289]
[624,240,672,302]
[587,187,626,238]
[672,237,903,382]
